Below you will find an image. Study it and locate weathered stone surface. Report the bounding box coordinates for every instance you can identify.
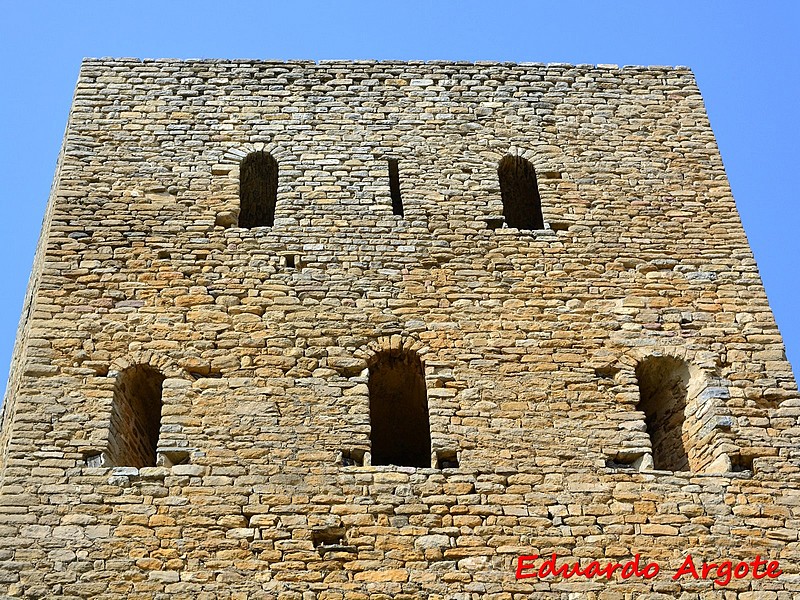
[0,58,797,598]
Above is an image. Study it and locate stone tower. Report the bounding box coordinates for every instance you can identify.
[0,59,798,598]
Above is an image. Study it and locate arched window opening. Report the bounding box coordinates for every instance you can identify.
[498,155,544,230]
[108,365,165,468]
[240,151,278,228]
[369,350,431,468]
[388,159,404,217]
[636,356,693,472]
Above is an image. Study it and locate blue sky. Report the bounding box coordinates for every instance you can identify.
[0,1,798,391]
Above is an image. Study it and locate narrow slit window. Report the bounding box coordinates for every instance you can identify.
[107,365,165,468]
[498,155,544,230]
[636,356,693,472]
[388,159,404,217]
[369,350,431,467]
[240,151,278,228]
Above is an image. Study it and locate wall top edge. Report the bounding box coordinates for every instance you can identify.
[79,57,694,73]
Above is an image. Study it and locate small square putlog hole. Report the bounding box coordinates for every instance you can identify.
[605,451,644,470]
[85,452,105,468]
[341,449,365,467]
[731,453,755,474]
[436,450,459,469]
[311,525,357,557]
[594,364,620,379]
[485,217,504,231]
[158,449,191,467]
[312,526,345,548]
[549,221,571,232]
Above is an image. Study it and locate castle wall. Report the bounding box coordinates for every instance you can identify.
[0,59,798,599]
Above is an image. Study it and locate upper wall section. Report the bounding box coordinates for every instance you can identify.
[59,59,741,253]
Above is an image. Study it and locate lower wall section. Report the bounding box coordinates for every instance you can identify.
[1,465,799,599]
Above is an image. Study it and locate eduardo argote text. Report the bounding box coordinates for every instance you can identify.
[516,553,782,587]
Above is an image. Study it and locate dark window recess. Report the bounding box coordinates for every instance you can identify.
[636,356,691,472]
[108,365,165,469]
[283,254,296,268]
[388,159,404,217]
[498,155,544,230]
[369,350,431,468]
[240,151,278,228]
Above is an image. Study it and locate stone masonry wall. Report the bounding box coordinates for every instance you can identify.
[0,59,798,599]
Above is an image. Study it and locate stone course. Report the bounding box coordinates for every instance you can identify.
[0,58,798,598]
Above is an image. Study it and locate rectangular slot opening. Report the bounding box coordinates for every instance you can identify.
[485,217,504,230]
[731,453,756,474]
[341,448,365,467]
[157,449,191,467]
[436,449,459,469]
[388,159,404,217]
[606,451,645,470]
[85,452,105,468]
